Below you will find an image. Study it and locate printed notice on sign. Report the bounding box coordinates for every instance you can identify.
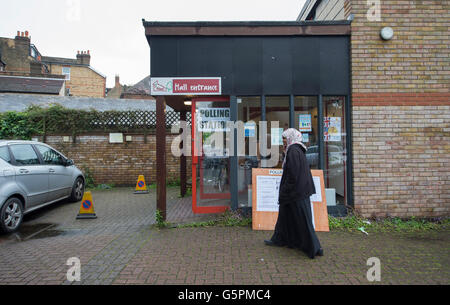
[310,176,322,202]
[256,176,281,212]
[197,108,230,132]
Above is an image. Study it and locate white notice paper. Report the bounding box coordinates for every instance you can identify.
[310,176,322,202]
[256,175,281,212]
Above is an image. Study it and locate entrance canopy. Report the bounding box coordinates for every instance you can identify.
[143,20,351,101]
[142,20,352,219]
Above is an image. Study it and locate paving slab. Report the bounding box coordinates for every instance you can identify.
[0,187,448,285]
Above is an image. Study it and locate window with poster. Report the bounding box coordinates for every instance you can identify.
[323,96,347,207]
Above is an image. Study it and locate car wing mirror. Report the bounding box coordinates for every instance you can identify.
[65,159,74,167]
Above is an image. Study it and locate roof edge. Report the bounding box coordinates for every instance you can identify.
[142,19,351,37]
[142,19,351,27]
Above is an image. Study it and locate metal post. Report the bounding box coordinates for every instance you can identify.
[318,95,325,171]
[230,96,238,211]
[180,111,187,198]
[289,94,295,128]
[156,96,167,220]
[261,95,266,121]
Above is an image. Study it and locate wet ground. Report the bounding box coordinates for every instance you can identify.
[0,187,449,285]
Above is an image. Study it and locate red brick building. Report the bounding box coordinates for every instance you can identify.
[298,0,449,217]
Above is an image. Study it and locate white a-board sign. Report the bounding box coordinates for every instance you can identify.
[252,168,329,232]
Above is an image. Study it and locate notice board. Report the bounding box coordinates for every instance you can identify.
[252,168,329,232]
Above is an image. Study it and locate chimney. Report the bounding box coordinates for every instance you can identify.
[15,30,31,53]
[76,50,91,66]
[15,30,30,41]
[115,75,120,88]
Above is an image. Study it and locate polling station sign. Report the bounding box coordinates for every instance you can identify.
[150,77,221,95]
[196,108,230,132]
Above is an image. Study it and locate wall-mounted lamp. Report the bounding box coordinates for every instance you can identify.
[184,101,192,106]
[380,27,394,41]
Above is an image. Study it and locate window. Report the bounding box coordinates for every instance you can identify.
[266,96,290,168]
[9,145,40,166]
[237,96,261,207]
[323,96,347,206]
[0,146,11,163]
[294,96,319,169]
[36,145,65,165]
[62,67,71,80]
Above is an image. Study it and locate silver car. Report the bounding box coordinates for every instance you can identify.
[0,140,85,233]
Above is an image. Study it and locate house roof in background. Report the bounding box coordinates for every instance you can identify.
[0,93,172,112]
[0,75,64,95]
[123,75,151,95]
[41,56,79,66]
[41,56,106,79]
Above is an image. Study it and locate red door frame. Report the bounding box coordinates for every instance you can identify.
[191,96,230,214]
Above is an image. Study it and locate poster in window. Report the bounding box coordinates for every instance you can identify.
[244,122,256,137]
[324,117,341,142]
[271,128,283,146]
[197,108,230,132]
[302,133,309,143]
[299,114,312,132]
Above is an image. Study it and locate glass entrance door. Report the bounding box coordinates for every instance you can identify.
[191,97,231,214]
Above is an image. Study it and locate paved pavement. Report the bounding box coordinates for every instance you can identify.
[0,187,448,285]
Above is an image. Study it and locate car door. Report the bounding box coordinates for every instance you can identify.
[9,144,49,209]
[35,144,73,201]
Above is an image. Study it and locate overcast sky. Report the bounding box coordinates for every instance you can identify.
[1,0,306,88]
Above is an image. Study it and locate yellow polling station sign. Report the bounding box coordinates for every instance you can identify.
[134,175,149,194]
[76,191,97,219]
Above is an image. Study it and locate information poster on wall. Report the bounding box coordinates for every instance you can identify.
[197,108,230,132]
[244,122,256,137]
[252,168,329,232]
[299,114,312,132]
[302,133,309,143]
[324,117,341,142]
[271,128,283,146]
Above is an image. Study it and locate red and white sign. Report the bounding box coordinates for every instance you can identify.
[150,77,221,96]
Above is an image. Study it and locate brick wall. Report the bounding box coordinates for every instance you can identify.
[43,133,192,187]
[353,106,449,217]
[350,0,450,217]
[49,64,106,98]
[0,37,32,73]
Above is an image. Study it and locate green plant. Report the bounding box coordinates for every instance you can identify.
[0,111,39,140]
[177,220,218,228]
[167,179,181,187]
[177,187,192,198]
[82,166,95,189]
[328,215,450,233]
[155,209,171,229]
[0,104,179,141]
[218,209,252,227]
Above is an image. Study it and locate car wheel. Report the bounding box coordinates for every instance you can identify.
[0,197,24,233]
[70,177,84,202]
